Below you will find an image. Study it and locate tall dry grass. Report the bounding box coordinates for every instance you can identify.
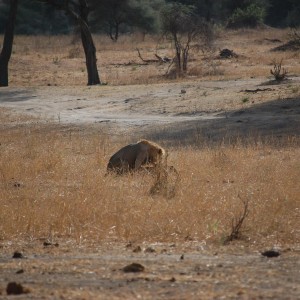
[0,122,299,246]
[5,28,300,86]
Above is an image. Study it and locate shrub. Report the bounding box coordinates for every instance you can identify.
[227,4,266,29]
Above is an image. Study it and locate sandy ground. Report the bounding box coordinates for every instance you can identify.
[1,77,300,299]
[1,76,300,145]
[1,240,300,299]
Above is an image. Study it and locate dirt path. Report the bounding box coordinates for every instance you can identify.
[1,77,299,143]
[1,242,299,299]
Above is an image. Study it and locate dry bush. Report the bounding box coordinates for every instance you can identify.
[223,197,250,244]
[270,59,288,81]
[0,123,299,246]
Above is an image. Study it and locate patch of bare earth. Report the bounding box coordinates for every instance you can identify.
[1,241,300,299]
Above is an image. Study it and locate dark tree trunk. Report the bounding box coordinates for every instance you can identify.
[108,21,120,41]
[173,34,181,73]
[78,0,100,85]
[182,47,188,72]
[114,22,119,41]
[0,0,18,87]
[45,0,101,85]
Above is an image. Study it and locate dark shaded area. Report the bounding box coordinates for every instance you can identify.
[0,89,34,102]
[0,1,300,35]
[271,40,300,52]
[0,0,72,34]
[145,97,300,148]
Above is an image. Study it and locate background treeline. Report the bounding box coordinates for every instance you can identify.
[0,0,299,35]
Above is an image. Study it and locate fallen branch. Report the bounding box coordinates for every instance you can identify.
[136,48,172,64]
[110,61,148,66]
[241,88,274,93]
[136,48,158,64]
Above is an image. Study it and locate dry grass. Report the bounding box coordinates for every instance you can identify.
[1,28,299,248]
[0,115,299,247]
[5,28,300,86]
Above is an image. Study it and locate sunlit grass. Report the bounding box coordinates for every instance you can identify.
[0,118,299,246]
[3,28,299,86]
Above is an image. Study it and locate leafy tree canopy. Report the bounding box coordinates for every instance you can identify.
[0,0,299,35]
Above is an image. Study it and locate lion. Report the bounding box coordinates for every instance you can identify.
[107,139,165,174]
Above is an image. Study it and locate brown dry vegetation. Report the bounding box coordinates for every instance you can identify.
[0,111,299,247]
[1,28,300,246]
[7,28,300,86]
[0,28,300,299]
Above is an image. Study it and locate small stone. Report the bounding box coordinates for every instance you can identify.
[125,242,132,248]
[144,247,155,253]
[261,250,281,258]
[133,246,142,253]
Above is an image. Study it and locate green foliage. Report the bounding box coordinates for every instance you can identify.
[0,1,10,33]
[0,0,300,35]
[265,0,300,27]
[285,1,300,27]
[90,0,165,40]
[165,0,222,22]
[160,3,196,35]
[227,3,266,28]
[160,3,213,74]
[0,0,72,34]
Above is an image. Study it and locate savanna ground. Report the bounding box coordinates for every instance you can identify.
[0,28,300,299]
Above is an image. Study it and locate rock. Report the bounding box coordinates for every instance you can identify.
[6,282,29,295]
[261,250,281,258]
[219,48,238,58]
[12,251,24,259]
[122,263,145,273]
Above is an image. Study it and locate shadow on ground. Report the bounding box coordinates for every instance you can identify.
[145,96,300,147]
[0,89,33,103]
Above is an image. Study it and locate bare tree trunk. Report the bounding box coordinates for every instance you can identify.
[0,0,18,87]
[182,45,189,72]
[173,34,182,74]
[78,0,101,85]
[108,21,119,41]
[44,0,101,85]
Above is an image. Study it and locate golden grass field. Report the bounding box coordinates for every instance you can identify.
[1,27,299,245]
[8,28,300,86]
[0,118,299,247]
[0,114,299,247]
[0,28,299,299]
